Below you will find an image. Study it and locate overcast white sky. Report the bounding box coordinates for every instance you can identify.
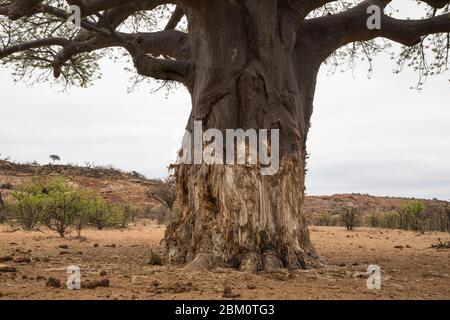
[0,1,449,200]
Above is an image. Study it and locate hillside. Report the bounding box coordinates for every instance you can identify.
[0,160,158,210]
[1,160,448,219]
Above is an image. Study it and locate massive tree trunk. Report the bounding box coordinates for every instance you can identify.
[164,1,323,272]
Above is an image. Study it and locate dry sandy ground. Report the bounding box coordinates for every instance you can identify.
[0,223,449,300]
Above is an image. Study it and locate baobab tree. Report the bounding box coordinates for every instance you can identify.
[0,0,449,272]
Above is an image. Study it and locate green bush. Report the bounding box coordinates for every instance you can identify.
[398,201,426,232]
[8,176,138,236]
[110,204,138,229]
[315,213,332,226]
[10,179,46,230]
[40,178,86,237]
[86,196,113,230]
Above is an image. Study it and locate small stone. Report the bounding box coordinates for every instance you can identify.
[83,279,110,289]
[223,292,241,299]
[0,256,13,262]
[14,256,31,263]
[46,277,61,288]
[93,243,99,248]
[100,271,107,276]
[0,265,16,273]
[247,284,256,290]
[151,280,159,287]
[58,245,69,249]
[223,286,232,295]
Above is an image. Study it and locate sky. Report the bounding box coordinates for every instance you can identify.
[0,1,449,200]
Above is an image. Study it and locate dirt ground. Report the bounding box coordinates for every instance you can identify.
[0,223,449,300]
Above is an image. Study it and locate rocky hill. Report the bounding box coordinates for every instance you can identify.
[0,160,447,219]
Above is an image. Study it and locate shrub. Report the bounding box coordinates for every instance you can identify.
[40,178,85,238]
[314,213,332,226]
[148,251,163,266]
[398,201,426,232]
[86,196,113,230]
[366,213,381,228]
[73,197,92,237]
[341,206,360,231]
[381,211,400,229]
[10,180,46,230]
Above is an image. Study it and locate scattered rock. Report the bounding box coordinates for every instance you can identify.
[104,244,116,248]
[14,256,31,263]
[83,279,110,289]
[93,243,99,248]
[46,277,61,288]
[247,284,256,290]
[223,291,241,299]
[59,251,70,255]
[0,256,13,262]
[58,245,69,249]
[223,286,233,295]
[271,272,289,281]
[0,265,16,273]
[352,272,370,279]
[394,245,404,250]
[100,270,107,276]
[36,275,46,281]
[151,279,159,287]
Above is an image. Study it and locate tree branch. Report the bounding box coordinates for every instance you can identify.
[298,0,450,62]
[0,37,70,59]
[165,5,184,30]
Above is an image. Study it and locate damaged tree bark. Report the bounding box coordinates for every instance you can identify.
[164,1,323,272]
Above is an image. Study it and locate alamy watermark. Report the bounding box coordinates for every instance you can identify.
[177,121,279,176]
[66,265,81,290]
[366,264,381,290]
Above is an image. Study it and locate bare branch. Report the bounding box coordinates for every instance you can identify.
[164,5,184,30]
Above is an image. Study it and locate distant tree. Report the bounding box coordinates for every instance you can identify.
[49,155,61,165]
[341,206,360,231]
